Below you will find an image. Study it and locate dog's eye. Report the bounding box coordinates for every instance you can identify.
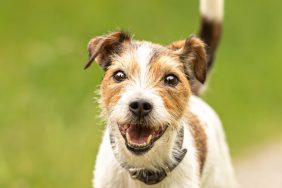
[164,74,179,87]
[113,70,127,82]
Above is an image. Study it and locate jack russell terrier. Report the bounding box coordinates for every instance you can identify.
[85,0,237,187]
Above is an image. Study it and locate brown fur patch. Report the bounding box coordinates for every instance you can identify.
[148,55,191,122]
[100,68,126,111]
[168,37,207,83]
[183,37,207,84]
[186,112,207,175]
[99,48,142,113]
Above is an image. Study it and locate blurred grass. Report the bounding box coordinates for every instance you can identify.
[0,0,281,187]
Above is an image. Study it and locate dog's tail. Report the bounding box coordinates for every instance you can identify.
[199,0,224,75]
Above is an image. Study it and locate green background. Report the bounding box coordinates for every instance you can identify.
[0,0,281,187]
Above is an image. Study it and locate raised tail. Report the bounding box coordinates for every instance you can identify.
[199,0,224,74]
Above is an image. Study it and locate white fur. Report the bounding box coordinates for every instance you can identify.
[93,95,237,188]
[200,0,224,21]
[135,43,154,88]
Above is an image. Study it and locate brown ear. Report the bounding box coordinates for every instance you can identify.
[168,36,207,83]
[85,31,131,70]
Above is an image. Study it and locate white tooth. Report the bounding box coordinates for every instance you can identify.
[126,132,131,143]
[124,124,129,129]
[147,135,152,144]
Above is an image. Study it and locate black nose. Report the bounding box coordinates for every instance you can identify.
[129,100,153,117]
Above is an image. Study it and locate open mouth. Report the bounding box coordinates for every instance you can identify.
[118,123,168,155]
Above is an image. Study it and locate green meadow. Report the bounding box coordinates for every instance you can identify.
[0,0,281,187]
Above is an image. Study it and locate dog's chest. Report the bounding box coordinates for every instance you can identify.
[94,123,201,188]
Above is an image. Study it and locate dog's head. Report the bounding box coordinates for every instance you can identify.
[86,31,206,168]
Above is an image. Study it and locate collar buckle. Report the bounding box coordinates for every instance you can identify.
[128,168,144,179]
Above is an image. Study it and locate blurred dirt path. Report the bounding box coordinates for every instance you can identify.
[235,140,282,188]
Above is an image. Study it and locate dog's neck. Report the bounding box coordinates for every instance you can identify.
[109,125,187,185]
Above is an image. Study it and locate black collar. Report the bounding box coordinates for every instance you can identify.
[110,126,187,185]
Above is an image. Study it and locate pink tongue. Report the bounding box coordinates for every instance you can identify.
[127,125,152,144]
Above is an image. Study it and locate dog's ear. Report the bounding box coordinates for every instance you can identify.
[168,36,207,84]
[85,31,131,70]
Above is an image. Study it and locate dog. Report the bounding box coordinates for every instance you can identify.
[85,0,237,187]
